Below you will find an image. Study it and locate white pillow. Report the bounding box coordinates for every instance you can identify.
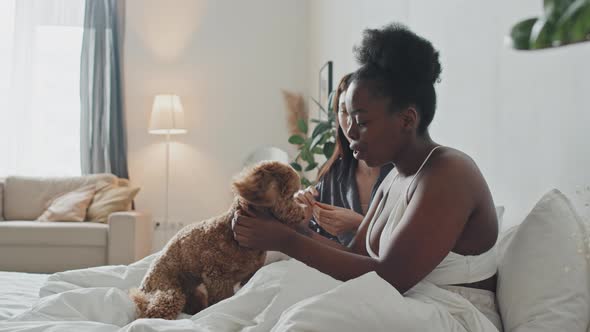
[496,205,505,230]
[497,189,590,332]
[36,184,97,222]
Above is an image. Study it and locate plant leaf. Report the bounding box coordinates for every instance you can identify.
[310,134,323,150]
[530,17,556,49]
[290,162,302,172]
[288,134,305,145]
[312,146,323,154]
[509,17,537,50]
[304,162,318,172]
[327,91,335,114]
[311,121,331,139]
[319,131,333,145]
[558,1,590,44]
[297,118,308,135]
[300,147,314,164]
[301,177,312,188]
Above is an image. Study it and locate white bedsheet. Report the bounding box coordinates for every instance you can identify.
[0,254,499,332]
[0,271,47,320]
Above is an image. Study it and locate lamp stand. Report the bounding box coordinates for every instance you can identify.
[165,132,170,226]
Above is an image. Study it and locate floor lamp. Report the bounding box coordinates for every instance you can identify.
[148,94,187,227]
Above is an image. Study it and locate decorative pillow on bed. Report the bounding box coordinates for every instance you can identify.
[496,205,505,229]
[86,181,140,223]
[36,184,97,222]
[497,189,590,332]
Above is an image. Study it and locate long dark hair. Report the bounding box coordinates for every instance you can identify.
[316,73,354,181]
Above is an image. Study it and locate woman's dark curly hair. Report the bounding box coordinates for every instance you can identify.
[352,23,442,134]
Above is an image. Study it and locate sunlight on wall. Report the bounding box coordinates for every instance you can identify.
[127,0,206,62]
[124,0,309,251]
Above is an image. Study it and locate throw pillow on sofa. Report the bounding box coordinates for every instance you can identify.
[87,181,140,223]
[36,184,97,222]
[497,189,590,332]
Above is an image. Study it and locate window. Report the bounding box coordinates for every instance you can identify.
[0,0,85,176]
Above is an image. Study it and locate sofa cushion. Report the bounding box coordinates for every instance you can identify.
[87,183,140,223]
[0,221,107,247]
[3,174,117,221]
[37,184,97,222]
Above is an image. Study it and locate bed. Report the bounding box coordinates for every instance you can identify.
[0,271,47,320]
[1,189,588,332]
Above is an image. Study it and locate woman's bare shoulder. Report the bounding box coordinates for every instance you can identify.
[406,147,485,204]
[418,147,490,209]
[430,147,481,178]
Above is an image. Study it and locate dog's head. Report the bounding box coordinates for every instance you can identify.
[232,161,300,207]
[232,161,305,226]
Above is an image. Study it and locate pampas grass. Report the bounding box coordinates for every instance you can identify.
[282,90,308,137]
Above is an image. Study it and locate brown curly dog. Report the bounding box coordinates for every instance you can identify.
[130,161,305,320]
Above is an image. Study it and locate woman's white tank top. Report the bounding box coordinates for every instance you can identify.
[365,146,497,285]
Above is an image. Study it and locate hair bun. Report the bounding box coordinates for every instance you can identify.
[354,23,441,85]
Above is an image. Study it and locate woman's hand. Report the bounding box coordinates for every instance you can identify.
[294,186,319,222]
[313,202,364,236]
[232,207,295,251]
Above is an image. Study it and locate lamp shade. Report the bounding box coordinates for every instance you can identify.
[149,94,187,135]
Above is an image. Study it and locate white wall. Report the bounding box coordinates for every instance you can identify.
[125,0,589,251]
[124,0,309,249]
[307,0,590,228]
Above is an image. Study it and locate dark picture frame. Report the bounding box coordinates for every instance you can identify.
[318,61,333,120]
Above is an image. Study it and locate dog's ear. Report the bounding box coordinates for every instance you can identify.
[232,165,279,207]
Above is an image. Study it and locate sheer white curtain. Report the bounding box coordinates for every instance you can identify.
[0,0,85,177]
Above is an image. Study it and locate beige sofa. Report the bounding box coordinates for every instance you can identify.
[0,174,152,273]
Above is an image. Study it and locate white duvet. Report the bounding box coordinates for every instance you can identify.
[1,254,498,332]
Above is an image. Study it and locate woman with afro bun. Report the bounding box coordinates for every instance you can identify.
[233,23,502,330]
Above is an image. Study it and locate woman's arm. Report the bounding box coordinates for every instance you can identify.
[296,157,475,291]
[293,221,352,251]
[297,179,362,242]
[293,183,348,249]
[233,155,480,294]
[312,202,364,236]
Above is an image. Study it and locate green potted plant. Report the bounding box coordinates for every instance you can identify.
[288,93,336,187]
[509,0,590,50]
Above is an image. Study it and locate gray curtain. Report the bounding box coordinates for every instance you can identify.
[80,0,128,179]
